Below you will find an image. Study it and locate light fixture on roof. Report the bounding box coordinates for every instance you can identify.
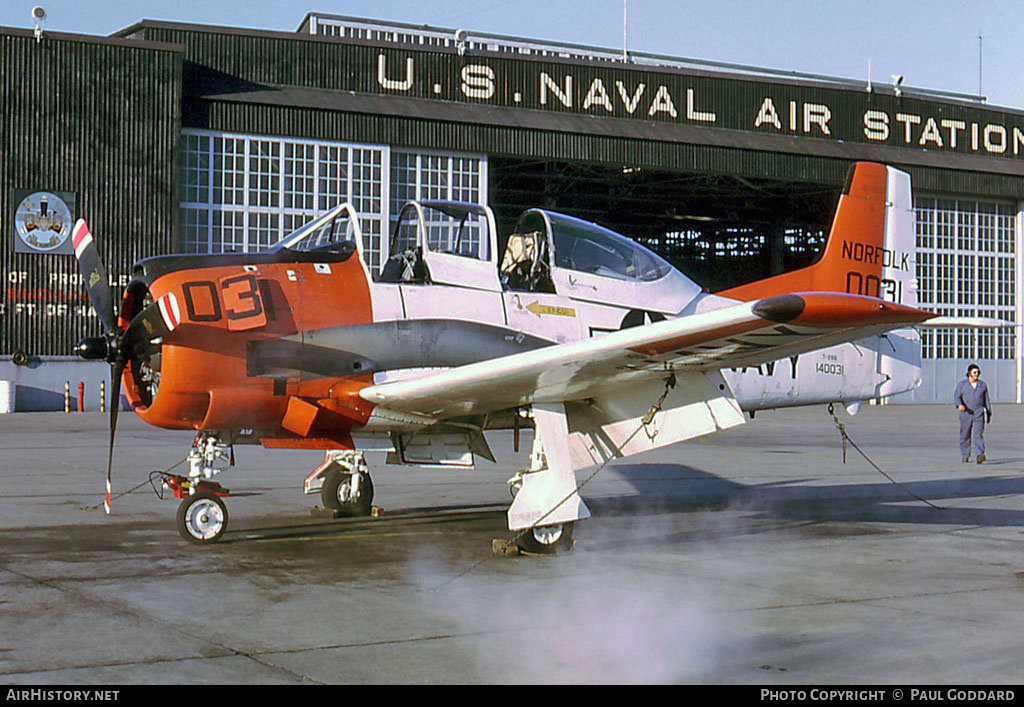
[891,74,904,97]
[454,28,468,56]
[31,6,45,43]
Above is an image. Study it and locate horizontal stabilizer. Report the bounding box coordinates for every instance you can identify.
[919,316,1017,328]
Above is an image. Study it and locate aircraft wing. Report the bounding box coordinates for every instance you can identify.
[359,292,934,420]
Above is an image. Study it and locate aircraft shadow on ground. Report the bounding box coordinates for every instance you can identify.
[221,502,508,544]
[591,462,1024,532]
[221,463,1024,548]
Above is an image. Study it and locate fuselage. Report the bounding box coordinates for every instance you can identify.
[119,201,921,449]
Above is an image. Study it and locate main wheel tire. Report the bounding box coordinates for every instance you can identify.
[516,522,575,555]
[321,470,374,517]
[176,492,228,545]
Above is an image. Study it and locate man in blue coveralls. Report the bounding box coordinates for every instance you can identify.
[954,364,992,463]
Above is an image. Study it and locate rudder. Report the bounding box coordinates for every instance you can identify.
[880,166,917,307]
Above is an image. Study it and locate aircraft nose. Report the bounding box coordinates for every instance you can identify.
[74,336,109,361]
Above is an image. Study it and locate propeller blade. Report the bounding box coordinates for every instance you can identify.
[71,219,121,513]
[122,292,181,352]
[71,219,118,333]
[105,356,125,515]
[71,222,180,515]
[100,293,180,512]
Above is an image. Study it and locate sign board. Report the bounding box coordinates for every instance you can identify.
[12,190,76,255]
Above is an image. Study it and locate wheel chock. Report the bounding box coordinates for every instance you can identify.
[311,505,383,519]
[491,539,521,557]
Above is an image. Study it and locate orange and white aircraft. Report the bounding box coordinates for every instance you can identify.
[73,161,933,549]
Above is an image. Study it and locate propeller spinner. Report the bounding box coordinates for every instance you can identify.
[71,219,180,513]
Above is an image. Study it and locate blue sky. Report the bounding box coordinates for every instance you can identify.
[3,0,1022,110]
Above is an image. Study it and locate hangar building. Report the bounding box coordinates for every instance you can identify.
[2,13,1022,409]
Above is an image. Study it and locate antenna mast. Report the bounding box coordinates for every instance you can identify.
[622,0,628,62]
[978,31,983,97]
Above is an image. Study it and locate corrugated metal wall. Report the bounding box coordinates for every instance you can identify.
[0,31,182,356]
[193,99,849,182]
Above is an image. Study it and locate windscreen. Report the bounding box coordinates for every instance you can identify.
[271,206,359,253]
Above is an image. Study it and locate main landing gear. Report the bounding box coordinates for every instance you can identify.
[304,450,375,517]
[515,521,576,555]
[504,402,589,555]
[507,461,576,555]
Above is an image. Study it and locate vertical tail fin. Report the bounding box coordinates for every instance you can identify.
[720,162,916,306]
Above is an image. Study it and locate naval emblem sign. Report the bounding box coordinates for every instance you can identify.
[12,190,76,254]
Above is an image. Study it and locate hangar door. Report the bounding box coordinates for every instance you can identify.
[912,197,1020,403]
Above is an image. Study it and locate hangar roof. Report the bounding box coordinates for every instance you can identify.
[116,17,1024,197]
[297,12,993,108]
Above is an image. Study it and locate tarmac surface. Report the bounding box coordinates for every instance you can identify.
[2,403,1024,685]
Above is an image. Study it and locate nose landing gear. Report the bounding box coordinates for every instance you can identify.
[157,439,378,545]
[154,472,231,545]
[176,491,229,544]
[154,432,234,545]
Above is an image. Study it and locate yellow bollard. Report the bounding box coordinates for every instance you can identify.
[64,381,70,413]
[100,380,106,413]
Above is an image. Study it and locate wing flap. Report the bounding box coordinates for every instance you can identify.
[565,370,746,470]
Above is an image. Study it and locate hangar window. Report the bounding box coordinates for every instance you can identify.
[181,208,207,254]
[212,137,246,206]
[181,131,486,274]
[248,140,281,209]
[213,210,246,253]
[389,151,486,216]
[182,134,209,204]
[915,197,1017,362]
[285,143,317,210]
[915,204,933,250]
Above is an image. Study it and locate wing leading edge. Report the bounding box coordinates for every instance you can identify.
[359,292,934,420]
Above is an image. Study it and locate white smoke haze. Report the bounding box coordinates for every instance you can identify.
[404,514,758,684]
[478,565,733,684]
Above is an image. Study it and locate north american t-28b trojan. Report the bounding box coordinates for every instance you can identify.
[73,162,933,549]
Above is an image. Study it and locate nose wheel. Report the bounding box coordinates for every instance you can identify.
[176,492,229,545]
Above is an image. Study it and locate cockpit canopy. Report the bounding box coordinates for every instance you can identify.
[269,203,362,256]
[515,210,675,283]
[389,201,492,261]
[500,209,694,300]
[267,200,700,311]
